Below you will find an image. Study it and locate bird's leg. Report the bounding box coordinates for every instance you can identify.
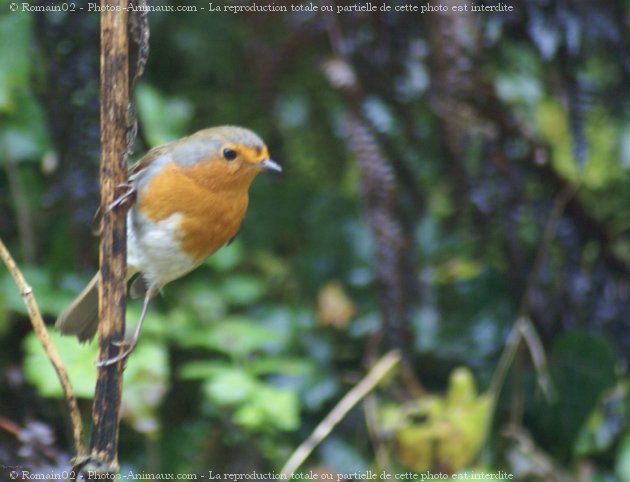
[95,285,158,367]
[108,182,136,212]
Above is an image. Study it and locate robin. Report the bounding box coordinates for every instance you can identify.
[56,125,281,365]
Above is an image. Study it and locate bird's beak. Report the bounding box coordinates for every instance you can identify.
[260,158,282,173]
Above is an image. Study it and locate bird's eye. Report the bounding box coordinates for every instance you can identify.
[223,148,237,161]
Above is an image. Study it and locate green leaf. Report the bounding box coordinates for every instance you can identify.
[434,258,484,284]
[536,98,576,180]
[206,239,244,272]
[200,368,300,432]
[23,332,97,398]
[202,366,258,406]
[171,279,227,324]
[219,275,266,306]
[233,385,299,432]
[1,267,74,317]
[176,317,281,359]
[531,331,617,457]
[0,13,50,162]
[127,302,170,338]
[582,106,623,188]
[0,91,51,161]
[184,359,300,432]
[617,433,630,481]
[120,342,169,435]
[247,356,313,377]
[24,331,168,435]
[178,360,231,380]
[575,382,629,455]
[0,12,31,112]
[135,83,193,147]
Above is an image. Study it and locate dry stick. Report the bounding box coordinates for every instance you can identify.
[0,238,86,456]
[281,350,401,477]
[80,3,130,475]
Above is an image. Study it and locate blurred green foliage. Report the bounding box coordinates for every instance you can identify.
[1,2,630,481]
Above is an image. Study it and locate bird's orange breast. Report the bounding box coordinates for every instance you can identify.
[137,162,249,260]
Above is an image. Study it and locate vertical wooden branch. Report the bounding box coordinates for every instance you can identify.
[88,2,129,473]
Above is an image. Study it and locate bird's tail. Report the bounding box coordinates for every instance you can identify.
[56,273,100,342]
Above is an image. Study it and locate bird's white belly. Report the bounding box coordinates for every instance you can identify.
[127,211,202,288]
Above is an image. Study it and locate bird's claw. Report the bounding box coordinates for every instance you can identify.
[108,183,136,212]
[95,338,138,367]
[95,284,154,367]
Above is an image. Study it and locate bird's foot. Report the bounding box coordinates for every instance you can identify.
[95,337,138,367]
[108,183,136,212]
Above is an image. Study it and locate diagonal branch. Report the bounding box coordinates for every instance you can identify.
[0,238,85,457]
[281,350,401,477]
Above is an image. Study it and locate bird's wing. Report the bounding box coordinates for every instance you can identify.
[90,144,173,235]
[128,143,172,179]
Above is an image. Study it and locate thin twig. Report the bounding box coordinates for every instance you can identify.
[520,182,580,316]
[490,182,579,406]
[281,350,401,477]
[0,238,85,456]
[491,316,555,403]
[519,316,555,399]
[490,316,523,400]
